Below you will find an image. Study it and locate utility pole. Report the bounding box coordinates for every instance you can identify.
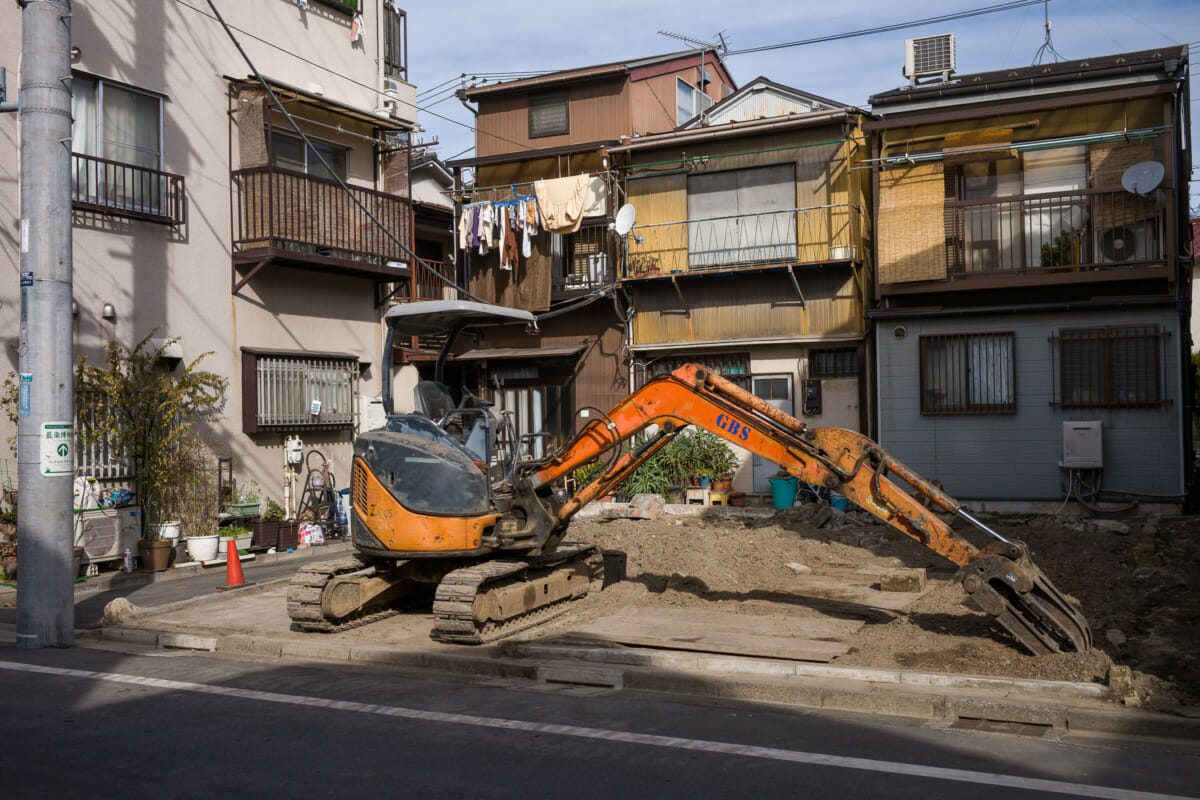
[14,0,75,648]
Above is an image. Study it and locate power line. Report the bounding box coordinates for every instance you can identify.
[171,0,538,156]
[727,0,1048,55]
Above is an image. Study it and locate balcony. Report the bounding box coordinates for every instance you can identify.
[623,204,857,279]
[72,152,186,226]
[412,259,458,301]
[946,188,1166,276]
[553,224,615,295]
[231,166,412,285]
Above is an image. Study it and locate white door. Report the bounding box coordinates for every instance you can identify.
[751,375,793,493]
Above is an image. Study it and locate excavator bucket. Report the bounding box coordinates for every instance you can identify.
[955,541,1092,655]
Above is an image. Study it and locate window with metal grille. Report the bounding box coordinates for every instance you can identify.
[650,353,750,388]
[920,332,1015,414]
[529,90,568,138]
[1051,326,1165,407]
[383,5,407,81]
[810,348,858,378]
[242,351,358,432]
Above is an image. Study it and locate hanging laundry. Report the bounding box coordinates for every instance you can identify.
[582,175,608,218]
[458,207,471,251]
[502,208,520,271]
[519,197,534,258]
[534,174,590,234]
[351,13,365,43]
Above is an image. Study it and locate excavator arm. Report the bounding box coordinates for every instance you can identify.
[527,364,1091,655]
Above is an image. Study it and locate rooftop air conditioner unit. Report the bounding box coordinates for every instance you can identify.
[904,34,956,82]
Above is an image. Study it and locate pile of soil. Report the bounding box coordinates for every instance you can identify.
[562,506,1199,713]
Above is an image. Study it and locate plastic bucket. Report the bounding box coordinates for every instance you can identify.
[768,476,798,510]
[830,495,850,512]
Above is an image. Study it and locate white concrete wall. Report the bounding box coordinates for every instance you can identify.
[0,1,412,509]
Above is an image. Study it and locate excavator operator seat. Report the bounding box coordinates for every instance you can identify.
[413,380,454,422]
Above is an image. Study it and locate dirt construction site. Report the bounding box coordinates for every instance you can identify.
[88,502,1200,721]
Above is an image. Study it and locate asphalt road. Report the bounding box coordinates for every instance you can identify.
[0,641,1196,800]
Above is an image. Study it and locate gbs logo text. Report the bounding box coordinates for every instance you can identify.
[715,413,750,442]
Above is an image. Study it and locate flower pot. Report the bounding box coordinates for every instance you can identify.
[137,538,172,572]
[224,501,261,518]
[277,521,299,551]
[712,478,733,492]
[249,518,281,549]
[185,533,220,562]
[151,521,181,540]
[218,533,252,555]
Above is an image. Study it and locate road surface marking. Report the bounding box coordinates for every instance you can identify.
[0,659,1191,800]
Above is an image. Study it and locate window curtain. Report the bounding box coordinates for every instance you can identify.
[71,75,98,156]
[102,83,160,169]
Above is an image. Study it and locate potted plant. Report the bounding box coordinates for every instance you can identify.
[74,332,227,554]
[226,481,262,518]
[174,435,222,563]
[251,499,284,548]
[218,523,252,556]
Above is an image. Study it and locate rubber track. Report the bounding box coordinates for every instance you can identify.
[430,543,597,645]
[286,554,407,633]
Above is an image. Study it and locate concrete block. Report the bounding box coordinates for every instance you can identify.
[280,639,350,662]
[100,627,161,647]
[348,646,424,669]
[218,635,283,658]
[822,687,943,719]
[537,664,624,689]
[946,696,1067,728]
[881,568,927,593]
[722,679,824,708]
[159,633,218,651]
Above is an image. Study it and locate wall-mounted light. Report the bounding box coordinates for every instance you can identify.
[70,46,81,61]
[101,302,115,321]
[72,300,78,317]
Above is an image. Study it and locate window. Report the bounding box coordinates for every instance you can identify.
[269,130,348,182]
[71,75,164,211]
[242,351,358,432]
[383,4,407,81]
[810,348,858,378]
[1052,326,1165,408]
[920,332,1015,414]
[529,90,568,138]
[687,164,797,268]
[676,77,713,126]
[651,353,750,388]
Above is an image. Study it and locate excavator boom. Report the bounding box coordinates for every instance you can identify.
[527,364,1091,655]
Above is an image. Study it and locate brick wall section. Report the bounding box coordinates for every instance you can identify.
[878,162,946,283]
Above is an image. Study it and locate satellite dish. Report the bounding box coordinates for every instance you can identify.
[1121,161,1164,197]
[613,204,637,236]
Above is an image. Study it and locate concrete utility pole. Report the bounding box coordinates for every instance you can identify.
[15,0,75,648]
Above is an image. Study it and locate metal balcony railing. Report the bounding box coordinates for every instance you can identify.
[624,204,857,278]
[71,152,186,226]
[232,165,412,266]
[945,187,1166,274]
[413,259,457,301]
[553,224,614,292]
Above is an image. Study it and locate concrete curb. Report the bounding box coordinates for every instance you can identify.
[79,623,1200,741]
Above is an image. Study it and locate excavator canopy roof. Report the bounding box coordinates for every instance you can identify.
[383,300,535,338]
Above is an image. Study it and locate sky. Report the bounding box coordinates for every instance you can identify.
[403,0,1200,213]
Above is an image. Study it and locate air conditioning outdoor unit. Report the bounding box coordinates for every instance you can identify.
[1096,220,1157,264]
[904,34,956,82]
[74,507,142,565]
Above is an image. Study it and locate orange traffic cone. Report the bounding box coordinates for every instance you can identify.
[216,540,246,591]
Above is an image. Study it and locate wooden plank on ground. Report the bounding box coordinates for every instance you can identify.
[561,607,862,662]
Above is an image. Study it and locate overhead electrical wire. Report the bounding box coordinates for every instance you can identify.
[726,0,1050,55]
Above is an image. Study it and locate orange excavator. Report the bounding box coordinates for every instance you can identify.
[287,301,1091,655]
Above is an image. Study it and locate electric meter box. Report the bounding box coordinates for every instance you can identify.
[1061,421,1103,469]
[285,436,304,465]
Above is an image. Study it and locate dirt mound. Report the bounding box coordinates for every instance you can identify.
[563,507,1200,712]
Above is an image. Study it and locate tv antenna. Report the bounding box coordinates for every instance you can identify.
[658,29,728,57]
[1031,0,1064,65]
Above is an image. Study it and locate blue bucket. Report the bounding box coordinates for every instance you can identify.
[768,476,799,510]
[830,494,850,512]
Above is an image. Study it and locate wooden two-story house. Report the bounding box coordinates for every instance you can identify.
[439,51,735,452]
[609,78,873,494]
[867,46,1193,506]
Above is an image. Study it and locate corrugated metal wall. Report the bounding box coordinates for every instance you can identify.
[629,269,862,345]
[473,78,631,159]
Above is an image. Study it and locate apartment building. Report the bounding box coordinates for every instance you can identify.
[1,0,419,510]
